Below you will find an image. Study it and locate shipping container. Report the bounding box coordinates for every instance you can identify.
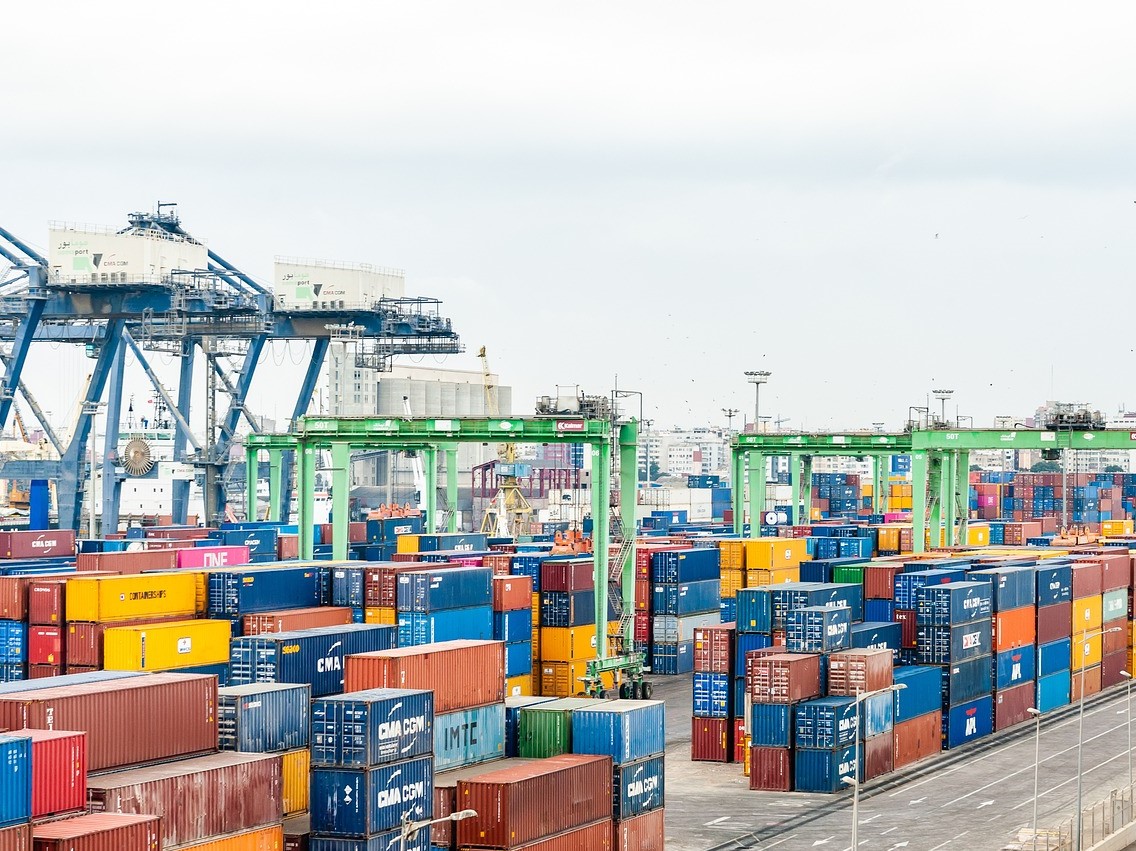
[397,605,493,646]
[995,645,1036,690]
[0,572,78,621]
[944,695,994,749]
[517,697,596,758]
[1038,601,1073,644]
[397,566,492,612]
[860,690,894,738]
[1072,665,1103,701]
[0,734,31,828]
[208,566,322,616]
[748,653,821,703]
[230,623,397,698]
[1037,670,1071,713]
[26,627,61,666]
[12,728,85,819]
[87,751,282,848]
[218,682,311,752]
[994,680,1035,730]
[652,613,719,646]
[968,566,1036,611]
[943,656,994,707]
[505,696,558,757]
[244,606,354,635]
[175,824,285,851]
[892,710,942,769]
[785,606,851,653]
[827,649,893,696]
[455,754,611,848]
[1038,638,1072,678]
[539,627,598,662]
[311,688,434,768]
[178,546,251,570]
[310,754,434,836]
[27,580,66,626]
[0,672,217,771]
[30,813,160,851]
[749,746,792,791]
[693,623,735,674]
[306,830,429,851]
[914,620,993,665]
[690,716,732,762]
[1072,563,1103,599]
[651,547,720,583]
[747,703,792,748]
[892,665,941,723]
[65,573,198,622]
[993,606,1037,653]
[692,671,731,718]
[103,618,232,671]
[849,622,902,659]
[571,699,665,765]
[345,640,505,714]
[540,589,597,627]
[541,560,595,592]
[434,702,506,771]
[613,754,664,819]
[282,747,309,816]
[613,807,664,851]
[794,745,857,793]
[863,732,893,781]
[0,530,75,560]
[1036,564,1073,607]
[0,824,30,851]
[734,588,772,634]
[916,581,992,626]
[794,697,857,749]
[493,575,534,611]
[734,633,774,673]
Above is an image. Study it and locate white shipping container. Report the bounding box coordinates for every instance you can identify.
[49,225,208,285]
[274,257,405,309]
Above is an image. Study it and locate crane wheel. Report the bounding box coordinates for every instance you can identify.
[639,681,653,700]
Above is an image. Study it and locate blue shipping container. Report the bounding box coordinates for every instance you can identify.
[650,548,720,583]
[367,516,424,543]
[944,695,994,750]
[864,599,895,622]
[229,623,397,698]
[693,672,731,718]
[995,645,1036,690]
[571,699,666,765]
[914,620,993,664]
[850,622,901,659]
[310,755,434,836]
[0,621,25,663]
[331,568,366,608]
[434,703,506,771]
[308,830,429,851]
[968,567,1036,611]
[719,597,737,623]
[1037,670,1071,713]
[493,609,533,644]
[1036,564,1073,606]
[733,677,746,718]
[785,606,851,653]
[505,642,532,678]
[0,734,31,828]
[942,655,993,707]
[311,688,434,768]
[218,682,311,753]
[860,691,893,738]
[540,590,596,627]
[735,632,773,673]
[397,606,493,647]
[651,641,693,675]
[735,588,773,634]
[208,566,323,616]
[893,666,942,723]
[216,527,278,558]
[651,580,721,616]
[794,697,857,749]
[504,696,558,757]
[1038,638,1072,678]
[613,755,665,819]
[397,566,492,613]
[794,745,858,793]
[894,569,967,610]
[749,703,794,747]
[916,582,993,626]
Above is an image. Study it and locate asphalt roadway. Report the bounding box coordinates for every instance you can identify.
[652,674,1136,851]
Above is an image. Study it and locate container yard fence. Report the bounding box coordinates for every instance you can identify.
[1017,782,1136,850]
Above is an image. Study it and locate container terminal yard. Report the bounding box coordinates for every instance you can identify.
[1,211,1136,850]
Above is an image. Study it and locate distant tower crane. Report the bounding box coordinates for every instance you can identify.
[478,346,531,537]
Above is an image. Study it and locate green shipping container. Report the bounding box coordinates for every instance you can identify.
[516,697,596,758]
[1102,588,1128,623]
[832,566,865,586]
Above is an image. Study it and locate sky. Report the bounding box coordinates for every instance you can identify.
[3,1,1136,439]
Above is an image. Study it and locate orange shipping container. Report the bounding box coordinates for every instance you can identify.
[1071,665,1102,700]
[492,575,533,611]
[993,606,1036,652]
[718,540,746,570]
[719,569,744,598]
[177,824,285,850]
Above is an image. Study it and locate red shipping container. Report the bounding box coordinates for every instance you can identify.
[27,627,63,666]
[0,530,75,560]
[993,606,1036,652]
[749,746,792,791]
[508,819,612,850]
[86,752,282,849]
[1037,602,1072,644]
[492,575,533,612]
[277,534,299,561]
[614,807,664,851]
[76,551,178,574]
[176,546,250,569]
[1087,552,1130,592]
[349,522,367,543]
[66,666,99,675]
[318,524,333,545]
[14,728,87,819]
[390,552,422,563]
[771,630,786,648]
[828,649,893,696]
[633,612,650,644]
[31,813,160,850]
[732,718,747,764]
[29,664,61,679]
[691,717,732,762]
[146,526,211,540]
[484,553,514,575]
[541,561,594,592]
[455,754,611,849]
[693,624,735,674]
[863,733,893,781]
[864,566,899,600]
[27,580,65,626]
[0,573,70,621]
[0,672,218,771]
[894,609,917,648]
[1072,563,1103,599]
[242,606,354,636]
[0,824,30,851]
[1105,624,1128,656]
[743,648,785,693]
[345,639,504,714]
[892,711,942,769]
[634,579,651,612]
[748,653,821,704]
[66,615,190,667]
[995,682,1035,731]
[364,562,459,608]
[1102,650,1129,689]
[1071,666,1102,702]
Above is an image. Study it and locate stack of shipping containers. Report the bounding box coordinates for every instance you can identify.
[1036,562,1073,711]
[538,557,599,696]
[971,567,1037,731]
[692,623,736,765]
[650,548,721,675]
[493,574,534,697]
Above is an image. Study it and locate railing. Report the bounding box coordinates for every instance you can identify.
[1011,783,1136,851]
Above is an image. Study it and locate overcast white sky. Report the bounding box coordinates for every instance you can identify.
[3,1,1136,436]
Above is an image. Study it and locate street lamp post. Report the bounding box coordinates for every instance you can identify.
[744,371,771,432]
[844,683,906,851]
[1075,625,1123,851]
[1026,707,1041,850]
[1122,671,1133,792]
[400,809,478,851]
[931,389,954,426]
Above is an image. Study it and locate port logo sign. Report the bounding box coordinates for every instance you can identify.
[555,420,586,433]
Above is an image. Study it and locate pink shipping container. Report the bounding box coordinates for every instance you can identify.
[26,581,65,626]
[242,606,354,635]
[893,711,942,769]
[87,752,282,849]
[176,546,251,570]
[0,530,75,560]
[827,649,893,696]
[13,729,87,819]
[510,819,612,850]
[455,754,611,849]
[0,673,218,772]
[31,813,160,851]
[749,747,792,791]
[995,682,1035,731]
[693,624,735,674]
[690,717,732,762]
[76,551,178,574]
[614,808,664,851]
[0,824,31,851]
[863,733,893,781]
[747,653,821,703]
[344,639,504,714]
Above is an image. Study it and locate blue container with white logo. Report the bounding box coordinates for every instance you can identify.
[208,565,323,616]
[860,690,893,738]
[995,645,1036,690]
[1036,563,1073,606]
[794,697,858,749]
[794,745,858,793]
[750,703,794,747]
[735,588,773,634]
[571,699,666,765]
[893,665,941,722]
[942,655,993,707]
[218,682,311,753]
[1037,638,1072,677]
[652,580,721,616]
[310,755,434,836]
[1037,670,1071,713]
[850,622,901,659]
[216,527,278,559]
[434,703,506,771]
[894,569,967,610]
[397,606,493,646]
[504,696,557,757]
[613,754,665,819]
[0,621,25,663]
[786,606,851,653]
[311,688,434,768]
[735,632,773,673]
[968,566,1036,611]
[915,620,993,664]
[396,566,492,613]
[917,582,993,626]
[367,516,424,543]
[229,623,397,698]
[944,695,993,749]
[650,547,720,583]
[505,642,532,678]
[692,672,731,718]
[0,734,31,828]
[493,609,532,644]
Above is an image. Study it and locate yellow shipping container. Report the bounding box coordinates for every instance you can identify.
[396,534,421,554]
[282,748,309,816]
[505,674,531,697]
[862,483,874,497]
[66,573,199,623]
[1130,620,1136,650]
[539,660,611,697]
[177,824,284,851]
[875,527,901,552]
[719,569,745,598]
[810,508,822,522]
[1073,596,1103,632]
[966,525,990,547]
[540,627,599,662]
[364,607,396,625]
[742,736,752,777]
[744,538,808,570]
[1073,634,1103,671]
[1103,520,1135,537]
[718,540,746,570]
[103,619,232,671]
[746,567,800,587]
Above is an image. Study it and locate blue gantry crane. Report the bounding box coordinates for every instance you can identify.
[0,207,462,533]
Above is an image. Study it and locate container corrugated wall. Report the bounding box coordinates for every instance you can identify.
[311,688,434,767]
[103,619,233,671]
[18,728,86,819]
[175,824,285,850]
[218,682,311,752]
[614,807,664,851]
[309,754,434,836]
[0,735,31,829]
[30,812,161,851]
[65,574,198,622]
[434,702,505,771]
[0,823,31,851]
[570,700,665,765]
[282,748,310,816]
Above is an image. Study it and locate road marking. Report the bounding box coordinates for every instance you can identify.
[976,800,993,809]
[859,813,882,824]
[908,796,927,805]
[927,831,968,851]
[887,842,909,850]
[754,836,796,850]
[705,817,730,825]
[1010,748,1127,810]
[880,827,897,835]
[812,837,835,847]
